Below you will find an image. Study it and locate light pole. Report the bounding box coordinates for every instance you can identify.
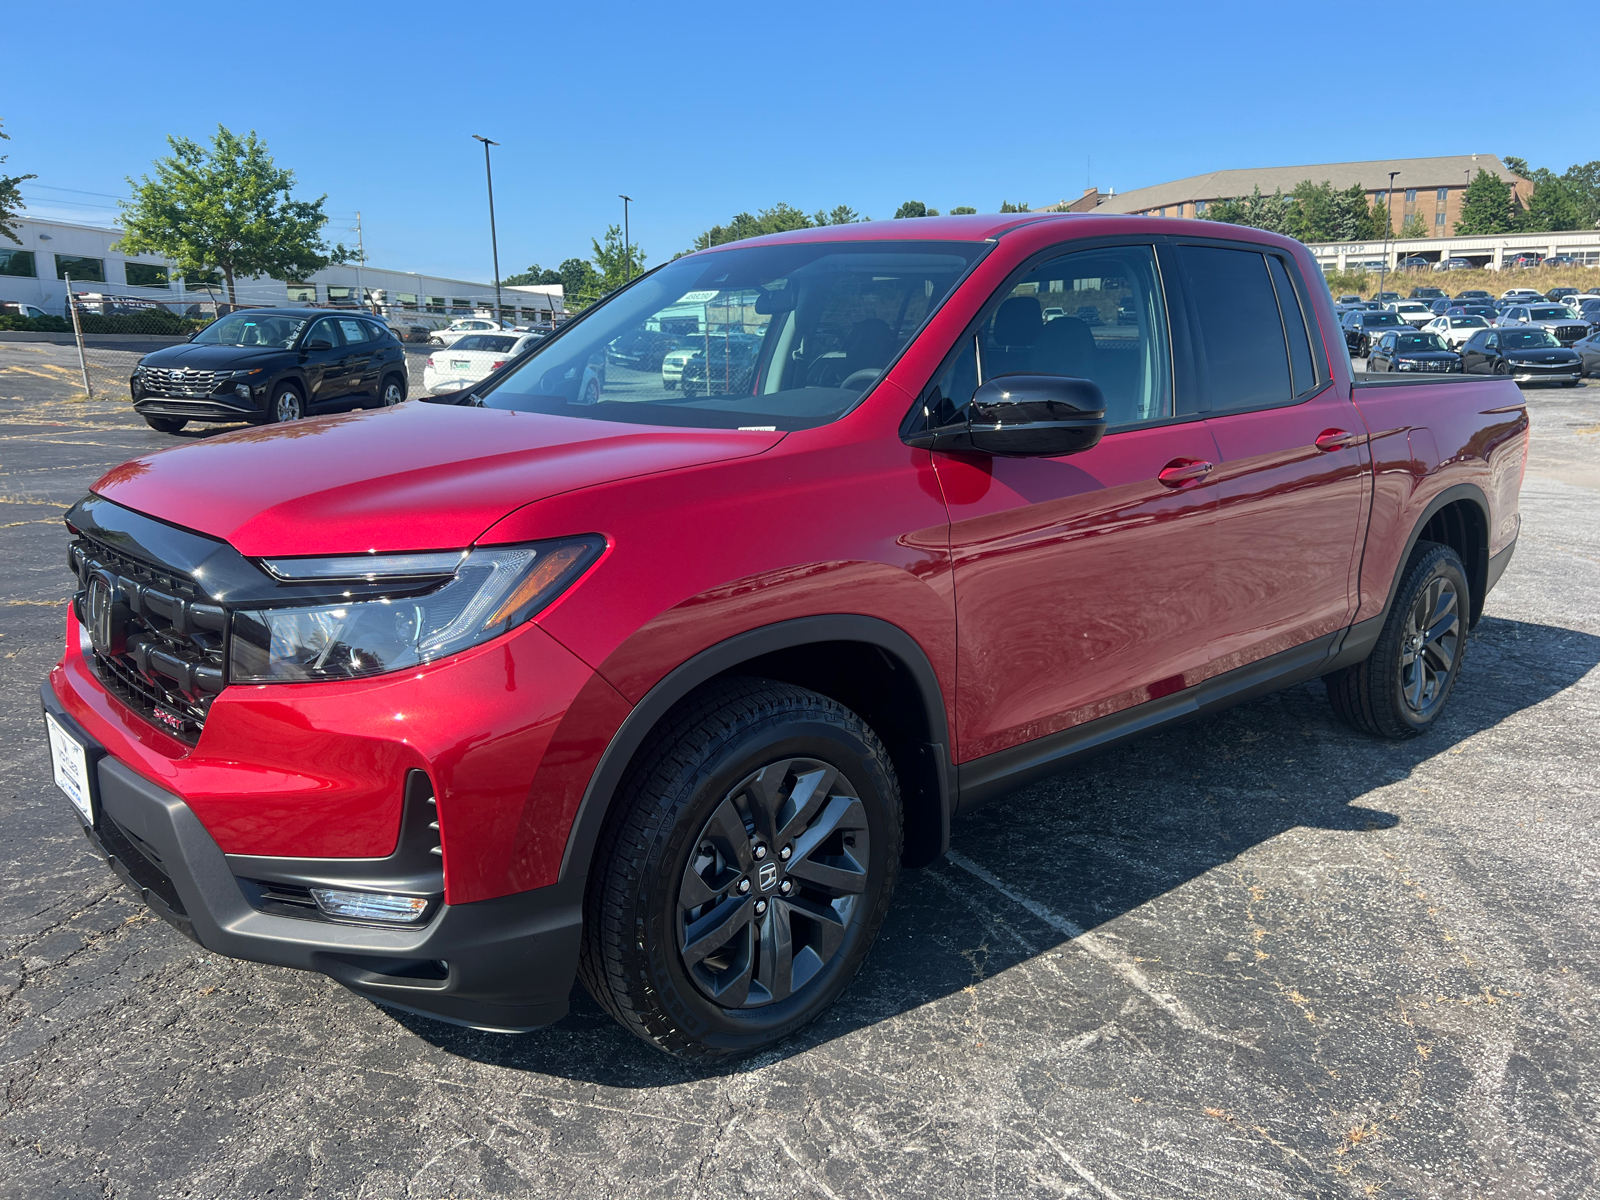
[1377,169,1399,303]
[472,135,502,324]
[619,194,633,283]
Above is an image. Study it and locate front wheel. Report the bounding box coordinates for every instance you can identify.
[1324,542,1469,739]
[142,415,187,434]
[271,383,305,423]
[1493,360,1510,376]
[579,678,902,1061]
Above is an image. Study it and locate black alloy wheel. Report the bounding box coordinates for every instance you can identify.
[579,678,901,1061]
[1324,542,1470,738]
[1493,360,1510,376]
[677,757,871,1009]
[272,383,305,422]
[381,376,406,406]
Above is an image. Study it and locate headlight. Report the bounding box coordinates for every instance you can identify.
[229,536,604,683]
[1396,360,1416,370]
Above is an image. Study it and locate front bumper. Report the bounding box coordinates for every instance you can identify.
[41,680,583,1031]
[132,395,262,422]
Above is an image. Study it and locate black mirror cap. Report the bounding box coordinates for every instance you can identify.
[929,374,1108,458]
[304,337,334,352]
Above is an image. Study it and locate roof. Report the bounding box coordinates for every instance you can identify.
[1094,155,1521,214]
[697,212,1062,249]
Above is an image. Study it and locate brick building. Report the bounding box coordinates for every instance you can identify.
[1065,155,1533,236]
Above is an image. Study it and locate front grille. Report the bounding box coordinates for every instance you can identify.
[1554,325,1585,344]
[138,367,229,396]
[72,535,226,744]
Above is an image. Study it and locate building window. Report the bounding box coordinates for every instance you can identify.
[124,262,169,288]
[397,292,418,310]
[326,286,354,303]
[0,249,36,278]
[1195,200,1207,215]
[452,298,473,311]
[428,296,446,312]
[54,254,105,283]
[184,270,221,289]
[1437,188,1448,203]
[1375,191,1386,204]
[286,283,317,303]
[1435,212,1446,226]
[1406,188,1417,203]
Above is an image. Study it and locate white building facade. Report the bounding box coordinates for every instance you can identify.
[0,216,563,326]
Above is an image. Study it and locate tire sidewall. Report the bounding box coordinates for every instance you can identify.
[1385,549,1469,734]
[628,716,899,1054]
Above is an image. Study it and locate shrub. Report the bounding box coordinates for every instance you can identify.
[0,313,72,333]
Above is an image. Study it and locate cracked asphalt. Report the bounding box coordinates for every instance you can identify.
[1,340,1598,1199]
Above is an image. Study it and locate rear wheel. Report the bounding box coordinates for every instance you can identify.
[579,678,902,1061]
[1324,542,1469,739]
[142,415,186,434]
[380,375,406,406]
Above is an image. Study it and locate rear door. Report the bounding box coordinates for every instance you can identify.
[1161,241,1368,678]
[935,241,1223,762]
[333,318,376,401]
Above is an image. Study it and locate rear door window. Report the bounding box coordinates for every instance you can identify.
[1171,244,1292,414]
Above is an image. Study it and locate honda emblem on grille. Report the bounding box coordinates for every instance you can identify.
[85,571,128,656]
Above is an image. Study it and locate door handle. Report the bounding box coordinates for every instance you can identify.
[1157,458,1214,487]
[1314,428,1362,452]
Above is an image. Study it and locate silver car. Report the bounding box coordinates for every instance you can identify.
[1497,304,1589,347]
[1575,329,1600,379]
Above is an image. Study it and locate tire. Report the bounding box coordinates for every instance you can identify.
[142,416,186,434]
[380,374,406,406]
[271,383,305,423]
[1493,360,1510,376]
[578,678,903,1061]
[1324,542,1469,739]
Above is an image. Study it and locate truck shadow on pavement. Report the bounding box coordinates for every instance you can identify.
[389,614,1600,1086]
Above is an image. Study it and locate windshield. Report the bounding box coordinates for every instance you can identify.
[1367,313,1402,326]
[192,312,308,348]
[1397,333,1448,351]
[1450,317,1487,327]
[452,334,518,352]
[1528,307,1569,320]
[465,241,985,430]
[1502,330,1560,349]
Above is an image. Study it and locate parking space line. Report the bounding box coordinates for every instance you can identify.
[946,851,1255,1050]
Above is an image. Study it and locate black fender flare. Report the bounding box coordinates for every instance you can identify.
[557,615,954,884]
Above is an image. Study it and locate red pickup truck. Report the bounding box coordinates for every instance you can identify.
[42,214,1527,1060]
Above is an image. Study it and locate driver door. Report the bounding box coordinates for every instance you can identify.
[299,317,347,401]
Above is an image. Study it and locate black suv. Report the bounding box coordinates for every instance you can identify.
[130,308,408,434]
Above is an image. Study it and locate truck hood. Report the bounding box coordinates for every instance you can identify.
[92,401,784,556]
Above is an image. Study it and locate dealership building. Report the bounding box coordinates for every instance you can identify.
[0,215,563,325]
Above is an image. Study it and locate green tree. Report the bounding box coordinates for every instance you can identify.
[1561,160,1600,229]
[1329,183,1384,241]
[812,204,863,226]
[693,202,818,251]
[503,263,563,287]
[557,257,599,301]
[0,118,35,246]
[1201,186,1293,235]
[1455,169,1514,235]
[1399,213,1429,239]
[998,200,1030,213]
[950,206,977,215]
[894,200,940,219]
[116,125,335,305]
[586,224,645,300]
[1517,169,1585,233]
[1502,156,1532,179]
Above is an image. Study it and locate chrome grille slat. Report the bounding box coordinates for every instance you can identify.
[139,367,229,395]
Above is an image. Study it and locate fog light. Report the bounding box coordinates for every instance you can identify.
[235,383,251,398]
[310,888,431,923]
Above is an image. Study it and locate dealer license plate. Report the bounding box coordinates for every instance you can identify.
[451,360,471,370]
[45,713,94,824]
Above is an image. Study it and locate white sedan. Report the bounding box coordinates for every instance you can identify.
[422,332,541,394]
[1423,314,1491,348]
[428,318,509,347]
[1386,301,1435,328]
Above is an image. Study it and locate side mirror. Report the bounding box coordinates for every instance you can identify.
[305,336,334,352]
[910,374,1108,458]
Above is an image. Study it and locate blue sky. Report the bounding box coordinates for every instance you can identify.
[7,2,1596,283]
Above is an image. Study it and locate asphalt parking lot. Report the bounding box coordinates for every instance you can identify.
[1,340,1598,1199]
